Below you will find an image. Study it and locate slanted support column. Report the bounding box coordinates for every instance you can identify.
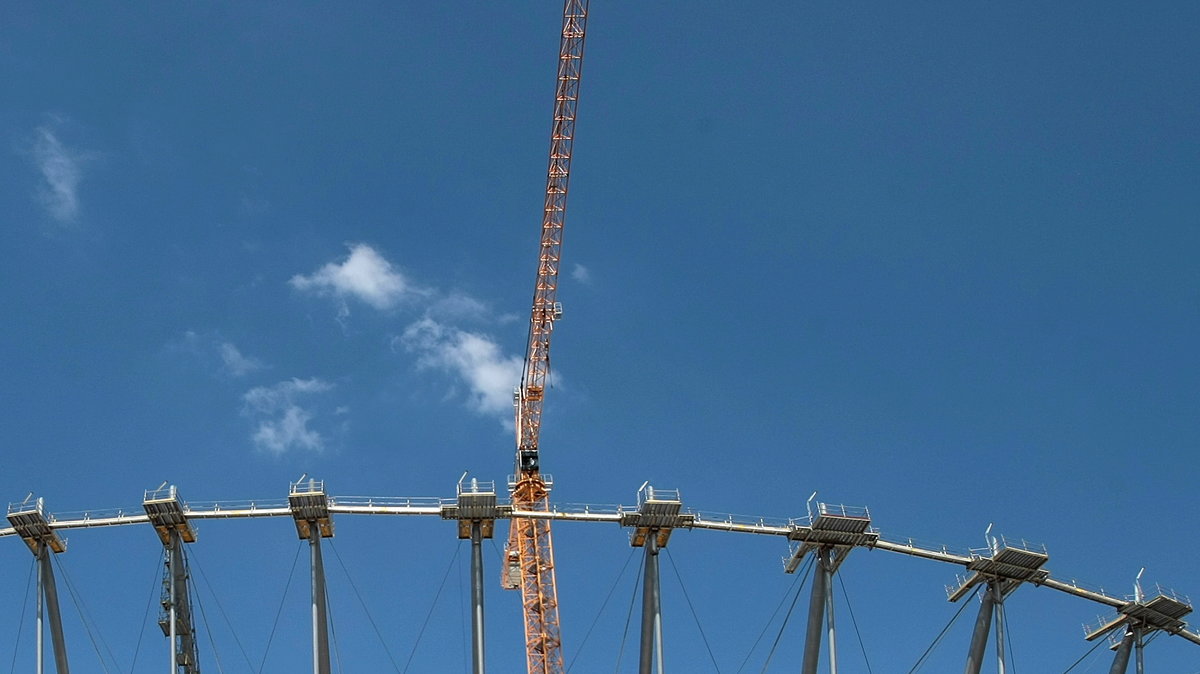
[9,497,69,674]
[1109,629,1134,673]
[639,532,663,674]
[470,520,486,674]
[38,543,71,674]
[964,581,996,674]
[309,529,331,674]
[801,546,832,674]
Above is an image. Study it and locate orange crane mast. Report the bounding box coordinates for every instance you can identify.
[503,2,589,673]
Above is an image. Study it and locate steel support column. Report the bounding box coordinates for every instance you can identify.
[1134,626,1144,674]
[164,529,200,674]
[309,528,331,674]
[1109,630,1134,673]
[37,551,43,674]
[825,555,838,674]
[993,584,1006,674]
[801,547,831,674]
[38,544,70,674]
[168,543,177,674]
[638,532,662,674]
[471,521,486,674]
[963,581,996,674]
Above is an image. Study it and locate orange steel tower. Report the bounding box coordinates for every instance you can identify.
[503,2,589,673]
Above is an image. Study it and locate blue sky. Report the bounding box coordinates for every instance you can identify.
[1,2,1198,672]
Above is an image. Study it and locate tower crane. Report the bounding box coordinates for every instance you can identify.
[503,2,589,673]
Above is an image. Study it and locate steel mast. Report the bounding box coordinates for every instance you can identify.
[503,2,589,673]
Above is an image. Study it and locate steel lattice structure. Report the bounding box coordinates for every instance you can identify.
[507,2,590,673]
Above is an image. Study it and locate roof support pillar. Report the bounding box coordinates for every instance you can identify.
[638,531,663,674]
[39,543,70,674]
[801,546,832,674]
[309,528,331,674]
[964,580,997,674]
[470,520,486,674]
[1109,629,1134,673]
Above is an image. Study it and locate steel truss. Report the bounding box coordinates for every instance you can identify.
[4,481,1199,674]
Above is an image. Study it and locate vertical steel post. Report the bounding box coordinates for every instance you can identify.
[1108,630,1134,673]
[993,584,1006,674]
[39,544,70,674]
[801,548,830,674]
[1133,626,1144,674]
[963,581,996,674]
[169,541,178,674]
[309,529,331,674]
[825,552,838,674]
[37,545,44,674]
[653,543,664,674]
[470,521,486,674]
[638,532,662,674]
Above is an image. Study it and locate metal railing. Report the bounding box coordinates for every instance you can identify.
[637,484,681,506]
[968,534,1047,560]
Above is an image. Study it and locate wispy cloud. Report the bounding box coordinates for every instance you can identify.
[400,318,522,424]
[289,244,530,426]
[290,244,426,312]
[571,263,591,284]
[242,378,334,454]
[175,331,266,378]
[31,121,88,224]
[219,341,266,377]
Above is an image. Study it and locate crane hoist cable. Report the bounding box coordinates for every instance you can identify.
[503,2,590,674]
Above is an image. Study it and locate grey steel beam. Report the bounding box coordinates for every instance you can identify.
[39,544,70,674]
[165,530,201,674]
[1134,626,1144,674]
[168,545,176,674]
[37,550,43,674]
[309,530,331,674]
[964,581,996,674]
[801,547,831,674]
[470,521,486,674]
[1109,630,1134,673]
[994,584,1006,674]
[826,553,838,674]
[639,533,662,674]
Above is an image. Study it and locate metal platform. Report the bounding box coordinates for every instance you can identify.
[622,485,695,548]
[7,496,66,554]
[785,502,877,573]
[142,484,197,544]
[442,479,501,539]
[288,478,333,539]
[947,536,1049,602]
[1086,588,1194,641]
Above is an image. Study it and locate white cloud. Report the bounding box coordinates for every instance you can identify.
[32,123,86,224]
[430,292,491,323]
[290,244,423,310]
[401,318,522,423]
[242,378,333,454]
[219,341,265,377]
[176,331,265,378]
[571,263,591,284]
